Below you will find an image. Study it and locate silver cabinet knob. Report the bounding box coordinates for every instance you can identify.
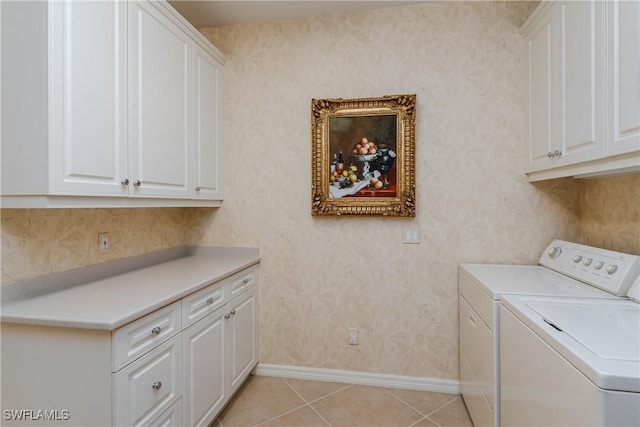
[121,179,129,186]
[207,297,214,305]
[152,381,162,390]
[151,326,162,336]
[554,150,562,158]
[547,151,554,159]
[133,180,142,187]
[230,309,236,316]
[243,278,249,284]
[195,186,201,192]
[606,264,618,275]
[224,312,231,319]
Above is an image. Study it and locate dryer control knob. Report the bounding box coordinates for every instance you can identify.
[582,258,593,266]
[606,264,618,275]
[594,261,604,270]
[573,255,583,263]
[547,246,562,259]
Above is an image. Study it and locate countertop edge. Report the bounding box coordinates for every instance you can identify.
[1,247,260,330]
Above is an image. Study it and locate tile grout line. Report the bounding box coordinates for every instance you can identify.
[280,378,355,426]
[424,395,463,418]
[253,377,354,427]
[251,378,312,427]
[383,388,458,427]
[382,388,437,426]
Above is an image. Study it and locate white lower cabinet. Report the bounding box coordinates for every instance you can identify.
[0,264,258,427]
[182,281,258,427]
[150,399,182,427]
[227,287,258,393]
[182,308,226,427]
[114,336,183,427]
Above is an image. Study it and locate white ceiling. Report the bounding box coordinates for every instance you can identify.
[168,1,428,28]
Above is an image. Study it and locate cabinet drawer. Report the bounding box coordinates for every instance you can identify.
[182,282,225,328]
[113,336,182,427]
[113,302,181,371]
[228,266,258,298]
[150,398,182,427]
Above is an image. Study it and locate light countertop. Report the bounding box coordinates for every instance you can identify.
[1,247,259,330]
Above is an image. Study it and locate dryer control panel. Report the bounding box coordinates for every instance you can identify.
[540,240,640,297]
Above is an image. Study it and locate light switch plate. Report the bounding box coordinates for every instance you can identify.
[403,228,420,244]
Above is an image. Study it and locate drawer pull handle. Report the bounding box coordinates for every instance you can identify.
[152,381,162,391]
[242,278,250,284]
[151,326,162,336]
[207,297,215,304]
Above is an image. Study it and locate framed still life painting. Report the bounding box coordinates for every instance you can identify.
[311,94,416,216]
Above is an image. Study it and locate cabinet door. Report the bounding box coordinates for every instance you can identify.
[226,287,258,393]
[129,1,191,198]
[606,0,640,155]
[192,45,223,200]
[182,309,225,427]
[525,5,555,171]
[113,336,182,427]
[49,0,128,195]
[558,0,605,164]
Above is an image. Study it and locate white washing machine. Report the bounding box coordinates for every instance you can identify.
[458,240,639,427]
[500,278,640,426]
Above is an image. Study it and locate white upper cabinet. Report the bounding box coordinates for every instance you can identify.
[192,44,223,200]
[129,1,191,198]
[524,5,554,170]
[523,1,605,174]
[522,0,639,181]
[50,1,129,196]
[0,0,225,207]
[606,0,640,156]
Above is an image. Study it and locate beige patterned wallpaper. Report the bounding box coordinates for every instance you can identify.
[1,208,189,284]
[581,174,640,254]
[198,1,583,380]
[0,1,636,384]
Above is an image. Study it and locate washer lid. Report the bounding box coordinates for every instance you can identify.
[529,302,640,362]
[459,264,618,300]
[502,295,640,392]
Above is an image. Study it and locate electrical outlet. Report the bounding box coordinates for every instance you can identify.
[98,233,110,253]
[348,328,359,345]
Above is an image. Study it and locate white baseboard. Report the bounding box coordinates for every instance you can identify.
[253,363,460,395]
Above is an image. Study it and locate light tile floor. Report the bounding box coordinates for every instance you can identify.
[213,375,474,427]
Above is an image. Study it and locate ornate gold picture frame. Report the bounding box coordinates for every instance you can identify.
[311,94,416,216]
